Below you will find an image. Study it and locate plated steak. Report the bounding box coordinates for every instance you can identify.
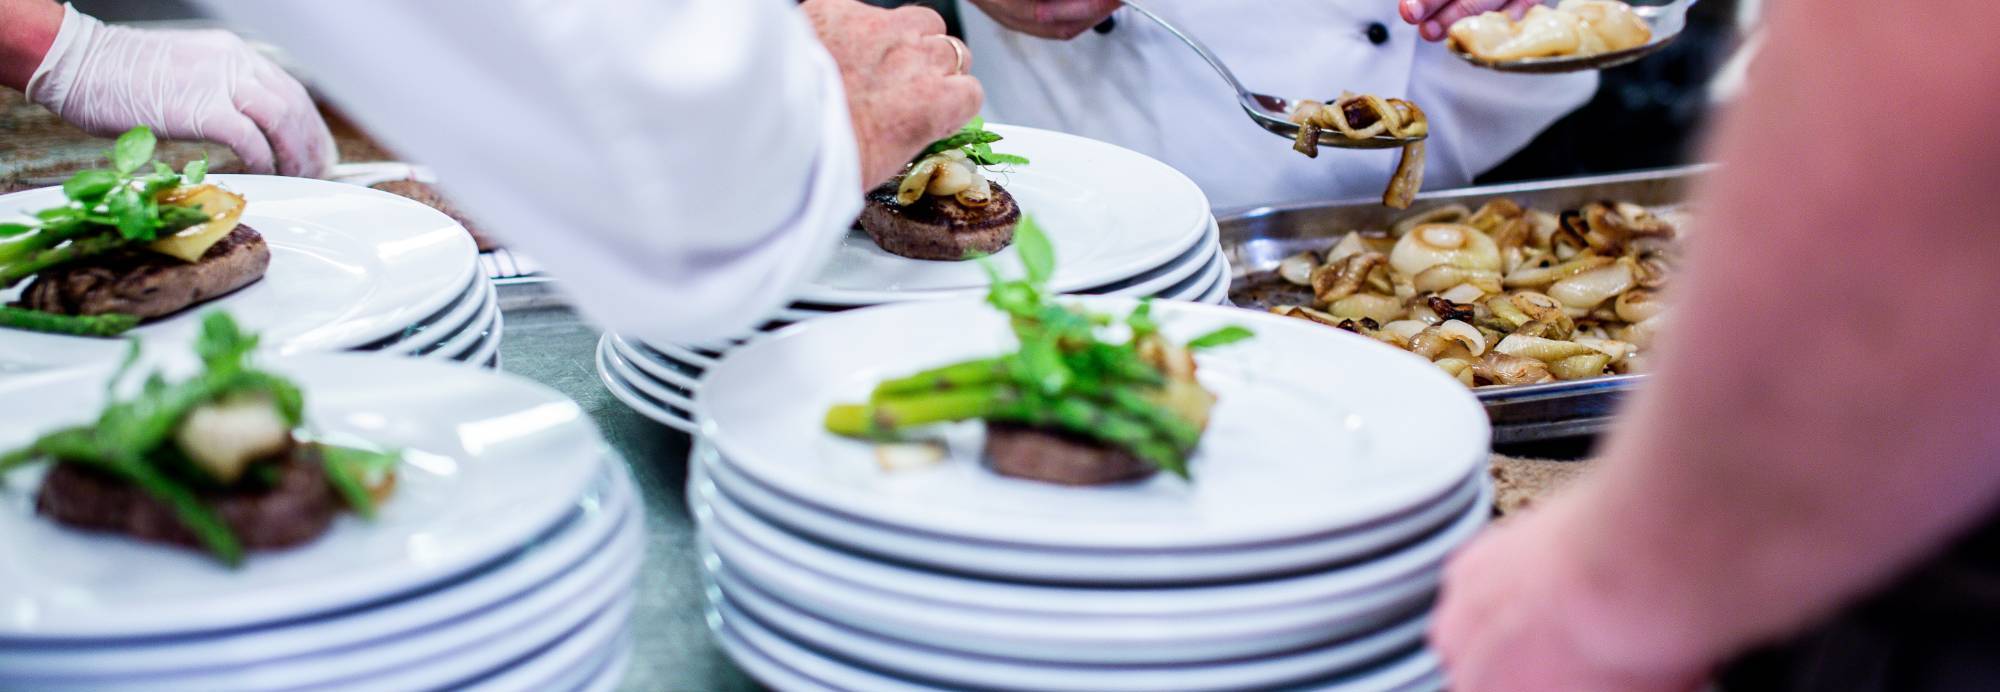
[14,225,269,320]
[860,182,1020,261]
[984,423,1157,486]
[36,445,340,551]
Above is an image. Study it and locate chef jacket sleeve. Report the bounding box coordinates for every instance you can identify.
[1406,38,1599,185]
[194,0,861,345]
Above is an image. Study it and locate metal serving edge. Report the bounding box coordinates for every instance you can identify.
[1215,165,1709,443]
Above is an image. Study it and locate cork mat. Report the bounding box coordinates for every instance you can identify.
[1491,454,1593,517]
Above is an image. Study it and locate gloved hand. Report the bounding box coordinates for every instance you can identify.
[1400,0,1539,42]
[27,5,336,177]
[965,0,1123,41]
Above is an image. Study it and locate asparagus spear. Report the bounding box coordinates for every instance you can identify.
[868,357,1009,401]
[0,306,139,337]
[0,232,127,286]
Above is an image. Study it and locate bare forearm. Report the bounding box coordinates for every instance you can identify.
[1569,0,2000,666]
[0,0,60,91]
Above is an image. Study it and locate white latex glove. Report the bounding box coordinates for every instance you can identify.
[26,5,335,177]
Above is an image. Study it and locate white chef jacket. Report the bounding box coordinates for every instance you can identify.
[193,0,860,346]
[959,1,1599,210]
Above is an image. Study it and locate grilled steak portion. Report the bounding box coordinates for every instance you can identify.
[984,423,1157,486]
[36,445,340,551]
[370,180,499,251]
[859,182,1020,261]
[15,225,269,320]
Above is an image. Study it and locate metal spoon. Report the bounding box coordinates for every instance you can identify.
[1120,0,1421,151]
[1449,0,1698,74]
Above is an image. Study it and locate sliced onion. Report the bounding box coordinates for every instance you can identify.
[955,172,993,206]
[1494,334,1599,362]
[1614,288,1665,323]
[1548,260,1635,309]
[1435,319,1488,356]
[1390,223,1502,276]
[1278,251,1319,286]
[927,159,975,197]
[895,158,941,205]
[1326,232,1371,264]
[1390,204,1470,237]
[1379,319,1429,344]
[1328,293,1405,324]
[1439,282,1489,305]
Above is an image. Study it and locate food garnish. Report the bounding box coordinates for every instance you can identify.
[863,118,1031,261]
[1,126,248,336]
[0,312,399,565]
[824,220,1252,481]
[1287,94,1429,209]
[1449,0,1651,62]
[1263,198,1676,387]
[895,117,1027,207]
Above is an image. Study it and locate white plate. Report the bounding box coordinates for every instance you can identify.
[646,340,721,369]
[695,448,1486,609]
[19,483,640,691]
[0,460,630,678]
[716,566,1429,692]
[700,524,1441,664]
[603,336,694,403]
[800,125,1210,305]
[697,298,1489,551]
[613,333,705,391]
[1091,219,1218,298]
[457,309,503,367]
[601,336,698,415]
[395,276,490,356]
[696,438,1480,584]
[573,631,634,692]
[597,341,699,435]
[708,592,1439,692]
[1158,249,1226,302]
[0,354,604,639]
[359,268,480,352]
[457,539,640,692]
[0,175,479,373]
[424,279,498,358]
[1190,253,1234,305]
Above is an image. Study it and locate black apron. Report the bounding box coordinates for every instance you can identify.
[1720,519,2000,691]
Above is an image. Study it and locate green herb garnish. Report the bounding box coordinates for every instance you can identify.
[0,312,385,566]
[917,117,1030,168]
[320,445,400,519]
[1,126,220,337]
[824,221,1251,479]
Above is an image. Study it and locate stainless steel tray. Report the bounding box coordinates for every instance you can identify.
[1217,165,1708,443]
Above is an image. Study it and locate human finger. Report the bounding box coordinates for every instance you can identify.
[199,110,277,174]
[889,4,949,36]
[241,59,336,177]
[1421,0,1512,40]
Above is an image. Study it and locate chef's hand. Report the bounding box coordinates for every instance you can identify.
[804,0,983,189]
[965,0,1122,41]
[24,6,334,177]
[1431,494,1710,692]
[1400,0,1538,42]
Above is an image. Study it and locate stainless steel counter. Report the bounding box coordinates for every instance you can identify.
[492,297,757,692]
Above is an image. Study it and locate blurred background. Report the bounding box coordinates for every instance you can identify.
[60,0,1757,186]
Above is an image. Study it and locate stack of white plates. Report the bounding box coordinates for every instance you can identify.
[0,176,497,374]
[685,298,1492,691]
[600,124,1227,433]
[0,355,638,691]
